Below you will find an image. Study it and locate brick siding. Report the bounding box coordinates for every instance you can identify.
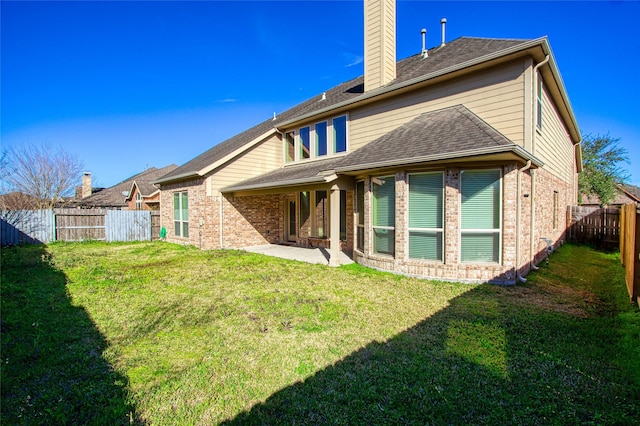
[159,162,574,284]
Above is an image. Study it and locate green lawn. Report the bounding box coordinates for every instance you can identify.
[1,241,639,425]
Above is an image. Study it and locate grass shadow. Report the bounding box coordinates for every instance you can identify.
[223,249,639,424]
[1,245,142,425]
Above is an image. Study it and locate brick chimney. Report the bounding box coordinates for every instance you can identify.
[364,0,396,92]
[82,172,92,198]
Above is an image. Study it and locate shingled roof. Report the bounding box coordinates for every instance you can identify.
[157,36,539,185]
[79,165,177,208]
[223,105,543,193]
[125,164,178,201]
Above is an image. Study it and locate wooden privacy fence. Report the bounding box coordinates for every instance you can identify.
[619,204,640,303]
[1,209,155,245]
[566,206,620,248]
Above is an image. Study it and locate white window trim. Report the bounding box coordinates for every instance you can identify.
[283,114,349,164]
[407,171,445,262]
[371,174,395,257]
[355,180,365,253]
[135,192,143,210]
[174,191,189,238]
[459,168,503,265]
[284,130,296,163]
[315,121,329,158]
[299,126,311,160]
[331,114,349,155]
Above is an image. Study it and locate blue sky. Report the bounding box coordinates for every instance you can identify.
[2,0,639,188]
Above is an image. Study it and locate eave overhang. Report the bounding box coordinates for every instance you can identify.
[153,171,200,186]
[221,144,543,195]
[335,144,544,174]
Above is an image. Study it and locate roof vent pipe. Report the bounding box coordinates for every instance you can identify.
[421,28,428,58]
[440,18,447,47]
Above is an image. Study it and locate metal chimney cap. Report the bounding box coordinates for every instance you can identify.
[421,28,426,34]
[441,18,447,23]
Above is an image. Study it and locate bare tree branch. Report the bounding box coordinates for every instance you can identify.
[2,143,84,209]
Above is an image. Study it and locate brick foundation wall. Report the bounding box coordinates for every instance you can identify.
[222,194,282,248]
[532,167,574,265]
[159,179,220,249]
[354,163,528,285]
[157,162,574,284]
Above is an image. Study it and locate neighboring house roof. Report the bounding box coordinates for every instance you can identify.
[157,36,578,186]
[223,105,545,193]
[125,164,178,201]
[621,184,640,202]
[0,192,42,210]
[80,165,177,208]
[581,184,640,206]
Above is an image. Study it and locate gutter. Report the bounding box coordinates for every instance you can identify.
[153,171,199,186]
[221,175,327,193]
[335,144,544,173]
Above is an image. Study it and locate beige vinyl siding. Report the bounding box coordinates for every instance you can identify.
[364,0,396,91]
[351,60,526,150]
[382,0,396,80]
[207,134,282,195]
[534,84,575,184]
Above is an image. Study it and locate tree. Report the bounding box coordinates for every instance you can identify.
[2,143,84,209]
[578,133,629,206]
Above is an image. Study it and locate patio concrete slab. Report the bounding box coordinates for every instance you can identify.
[243,244,354,266]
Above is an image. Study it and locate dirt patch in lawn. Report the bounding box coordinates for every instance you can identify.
[499,284,595,318]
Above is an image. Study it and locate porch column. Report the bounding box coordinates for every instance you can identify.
[329,187,341,266]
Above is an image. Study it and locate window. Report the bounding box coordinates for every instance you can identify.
[408,172,444,261]
[460,169,501,263]
[300,191,311,236]
[285,131,295,163]
[356,181,365,251]
[135,192,143,210]
[333,115,347,153]
[300,126,311,160]
[372,176,395,255]
[173,192,189,238]
[536,77,543,130]
[284,115,347,163]
[315,122,328,157]
[315,190,327,238]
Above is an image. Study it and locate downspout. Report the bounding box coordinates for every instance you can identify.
[529,55,549,270]
[219,194,224,249]
[532,54,549,156]
[517,160,532,283]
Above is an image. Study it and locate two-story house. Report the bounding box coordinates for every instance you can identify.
[155,0,581,284]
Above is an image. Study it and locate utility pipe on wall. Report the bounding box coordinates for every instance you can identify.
[529,55,549,271]
[532,55,550,156]
[516,160,532,283]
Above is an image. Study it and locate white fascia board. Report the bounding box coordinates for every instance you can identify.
[334,145,544,173]
[221,176,326,193]
[144,189,160,199]
[539,38,581,144]
[197,129,277,177]
[124,181,137,201]
[153,171,200,185]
